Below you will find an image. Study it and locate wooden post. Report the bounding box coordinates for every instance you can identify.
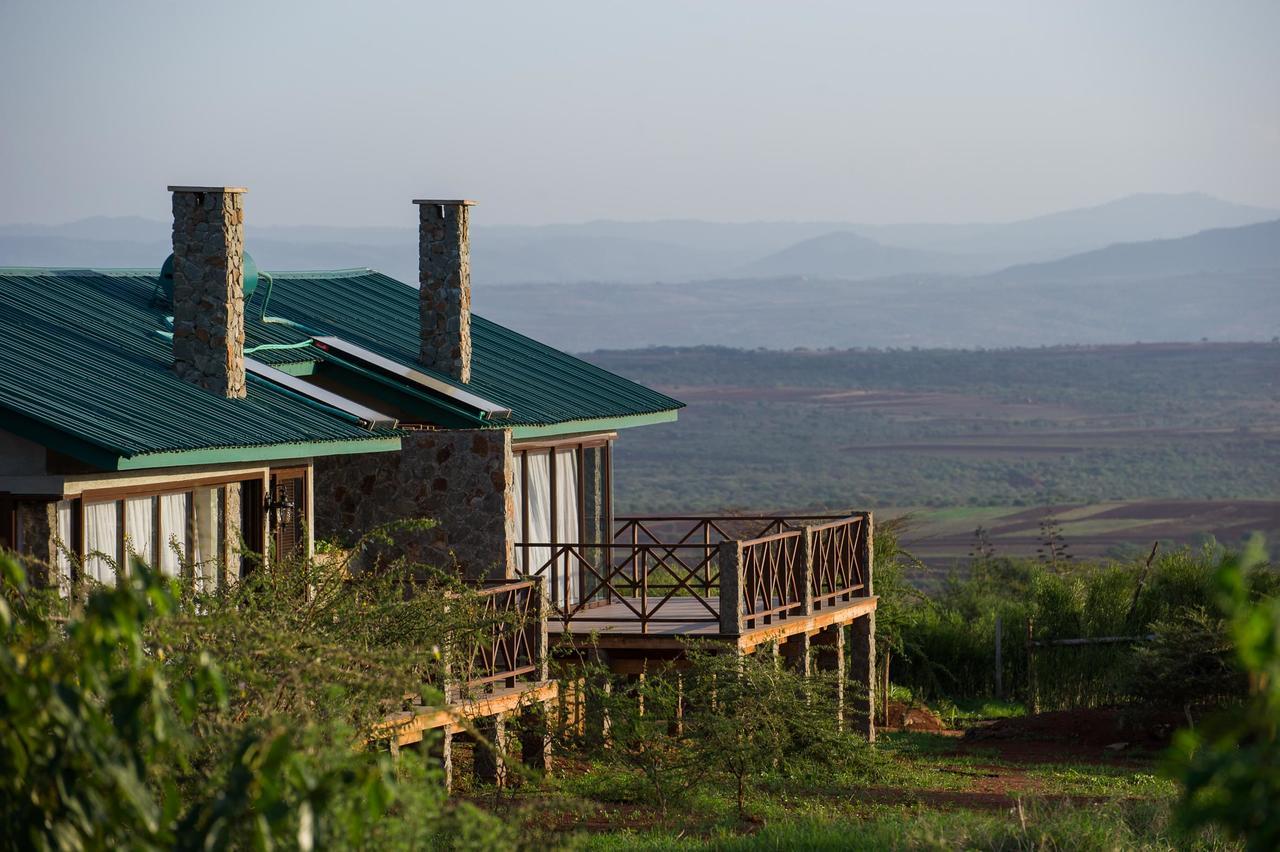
[718,540,744,637]
[473,713,508,787]
[584,649,612,748]
[528,577,549,682]
[994,613,1003,700]
[800,527,814,615]
[428,728,453,792]
[882,651,891,727]
[1025,616,1038,715]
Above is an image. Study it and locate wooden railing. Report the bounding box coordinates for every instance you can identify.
[520,513,871,636]
[447,578,547,699]
[809,514,870,611]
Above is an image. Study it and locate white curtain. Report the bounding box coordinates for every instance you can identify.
[555,448,581,605]
[523,451,553,596]
[124,496,156,569]
[192,486,222,592]
[160,492,189,577]
[55,500,74,596]
[84,500,119,584]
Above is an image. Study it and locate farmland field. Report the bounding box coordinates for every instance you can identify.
[586,343,1280,569]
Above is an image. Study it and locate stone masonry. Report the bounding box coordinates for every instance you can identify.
[313,428,515,581]
[415,200,474,383]
[169,186,247,398]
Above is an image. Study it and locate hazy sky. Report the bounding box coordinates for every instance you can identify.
[2,1,1277,227]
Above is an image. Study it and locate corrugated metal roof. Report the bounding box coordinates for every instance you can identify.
[246,268,683,428]
[0,269,399,462]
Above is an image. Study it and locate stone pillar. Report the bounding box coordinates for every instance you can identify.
[718,540,744,636]
[519,704,552,775]
[414,199,475,383]
[168,186,247,398]
[14,500,58,589]
[428,728,454,792]
[313,429,516,580]
[473,714,508,787]
[781,632,811,676]
[849,613,876,741]
[814,624,845,728]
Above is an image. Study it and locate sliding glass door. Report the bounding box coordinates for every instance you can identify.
[512,438,611,606]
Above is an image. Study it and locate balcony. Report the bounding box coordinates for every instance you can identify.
[519,513,876,650]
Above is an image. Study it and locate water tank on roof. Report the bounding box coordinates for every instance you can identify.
[159,251,260,306]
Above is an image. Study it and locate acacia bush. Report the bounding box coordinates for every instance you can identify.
[0,524,516,850]
[579,641,879,822]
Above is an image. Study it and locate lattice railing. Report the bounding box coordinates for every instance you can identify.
[520,513,871,636]
[448,578,546,698]
[809,515,868,611]
[737,529,806,630]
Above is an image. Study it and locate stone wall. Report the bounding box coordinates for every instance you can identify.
[14,499,57,588]
[170,187,247,398]
[416,201,472,383]
[314,428,514,580]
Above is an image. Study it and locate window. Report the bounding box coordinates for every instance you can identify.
[124,495,157,567]
[78,480,235,587]
[512,438,612,606]
[84,499,120,583]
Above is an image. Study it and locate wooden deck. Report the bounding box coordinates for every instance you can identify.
[549,594,877,653]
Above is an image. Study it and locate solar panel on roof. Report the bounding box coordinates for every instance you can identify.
[310,335,512,420]
[245,359,399,430]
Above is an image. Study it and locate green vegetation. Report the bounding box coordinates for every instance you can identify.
[5,516,1276,848]
[0,537,510,850]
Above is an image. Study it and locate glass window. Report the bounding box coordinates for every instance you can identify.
[84,500,120,584]
[124,495,157,568]
[192,486,224,592]
[159,492,190,577]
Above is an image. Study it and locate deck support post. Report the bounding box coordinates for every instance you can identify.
[666,674,684,737]
[519,703,552,775]
[813,624,845,728]
[781,632,811,676]
[718,541,745,636]
[849,612,876,742]
[473,713,508,787]
[584,650,612,748]
[428,728,454,792]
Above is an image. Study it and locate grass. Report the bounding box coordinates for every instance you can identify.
[579,800,1234,851]
[470,725,1219,850]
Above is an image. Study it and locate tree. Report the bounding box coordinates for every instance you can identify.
[1166,546,1280,850]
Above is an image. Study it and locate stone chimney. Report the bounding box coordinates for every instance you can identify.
[413,198,475,383]
[168,185,248,398]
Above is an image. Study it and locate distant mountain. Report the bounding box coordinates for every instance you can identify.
[738,231,978,279]
[855,192,1280,261]
[2,192,1276,286]
[987,219,1280,283]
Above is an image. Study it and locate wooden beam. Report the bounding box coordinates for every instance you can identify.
[379,680,559,747]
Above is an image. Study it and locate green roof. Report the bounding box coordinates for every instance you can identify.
[0,269,400,471]
[242,268,683,431]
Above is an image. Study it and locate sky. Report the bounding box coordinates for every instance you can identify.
[1,0,1278,227]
